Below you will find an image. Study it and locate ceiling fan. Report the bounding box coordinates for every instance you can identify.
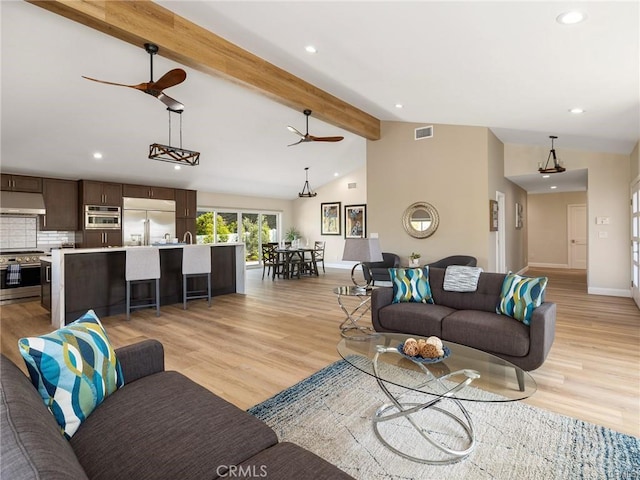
[82,43,186,112]
[287,109,344,146]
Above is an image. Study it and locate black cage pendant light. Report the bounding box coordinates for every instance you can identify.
[538,135,566,174]
[298,167,317,197]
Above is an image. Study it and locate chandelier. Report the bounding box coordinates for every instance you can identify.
[149,110,200,166]
[538,135,565,174]
[298,167,317,197]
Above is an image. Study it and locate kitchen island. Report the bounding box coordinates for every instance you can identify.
[50,243,245,328]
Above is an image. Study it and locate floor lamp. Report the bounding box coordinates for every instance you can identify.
[342,238,383,288]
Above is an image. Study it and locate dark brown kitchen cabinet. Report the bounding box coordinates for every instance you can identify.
[80,180,122,206]
[175,189,197,218]
[176,217,197,242]
[41,178,78,231]
[41,261,51,311]
[0,174,42,193]
[123,184,175,200]
[83,230,122,248]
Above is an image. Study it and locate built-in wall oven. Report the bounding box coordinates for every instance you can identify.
[0,251,43,304]
[85,205,121,229]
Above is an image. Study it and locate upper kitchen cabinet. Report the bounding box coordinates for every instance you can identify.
[123,184,175,201]
[0,174,42,193]
[175,189,197,218]
[80,180,122,206]
[41,178,78,231]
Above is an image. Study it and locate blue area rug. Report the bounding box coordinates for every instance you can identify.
[249,360,640,480]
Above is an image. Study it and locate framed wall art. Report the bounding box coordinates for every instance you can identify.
[489,199,499,232]
[345,204,366,238]
[321,202,341,235]
[515,202,524,229]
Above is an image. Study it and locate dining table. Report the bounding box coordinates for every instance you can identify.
[274,247,319,279]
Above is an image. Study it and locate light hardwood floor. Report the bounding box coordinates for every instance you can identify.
[1,266,638,437]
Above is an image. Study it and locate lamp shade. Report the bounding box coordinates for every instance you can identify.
[342,238,383,263]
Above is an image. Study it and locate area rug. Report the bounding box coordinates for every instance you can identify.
[248,360,640,480]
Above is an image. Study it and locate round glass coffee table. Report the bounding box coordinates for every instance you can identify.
[337,333,537,464]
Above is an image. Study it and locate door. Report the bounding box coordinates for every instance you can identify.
[568,204,587,269]
[122,210,147,246]
[147,210,175,245]
[632,181,640,307]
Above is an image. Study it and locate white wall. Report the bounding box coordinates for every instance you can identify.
[505,144,631,296]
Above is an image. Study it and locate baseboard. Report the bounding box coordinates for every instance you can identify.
[528,262,571,269]
[587,287,631,298]
[325,262,352,270]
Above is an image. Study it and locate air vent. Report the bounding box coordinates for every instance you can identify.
[415,125,433,140]
[347,182,357,189]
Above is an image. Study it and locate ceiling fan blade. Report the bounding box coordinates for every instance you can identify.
[287,125,306,138]
[151,68,187,91]
[157,92,185,112]
[82,76,149,92]
[308,135,344,142]
[287,138,306,147]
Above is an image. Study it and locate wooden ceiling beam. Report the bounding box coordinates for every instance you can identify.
[27,0,381,140]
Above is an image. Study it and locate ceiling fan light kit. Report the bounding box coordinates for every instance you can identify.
[287,109,344,146]
[298,167,317,197]
[538,135,566,174]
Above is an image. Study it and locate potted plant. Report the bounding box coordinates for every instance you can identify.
[409,252,421,267]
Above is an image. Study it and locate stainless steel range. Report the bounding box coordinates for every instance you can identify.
[0,250,44,304]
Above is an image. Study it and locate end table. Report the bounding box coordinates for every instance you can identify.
[333,286,379,339]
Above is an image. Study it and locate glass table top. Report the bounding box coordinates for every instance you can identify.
[337,333,537,402]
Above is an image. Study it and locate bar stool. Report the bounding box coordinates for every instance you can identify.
[182,245,212,309]
[125,247,161,320]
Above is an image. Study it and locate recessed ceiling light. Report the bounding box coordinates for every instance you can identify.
[395,104,403,109]
[550,185,558,189]
[174,165,181,170]
[542,174,551,179]
[556,11,586,25]
[93,152,103,159]
[569,108,585,114]
[305,45,317,54]
[334,172,339,177]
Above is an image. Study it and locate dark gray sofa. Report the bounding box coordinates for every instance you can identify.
[1,339,354,480]
[371,267,556,378]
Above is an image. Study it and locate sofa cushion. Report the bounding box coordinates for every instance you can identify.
[18,310,123,439]
[70,370,278,480]
[1,355,89,480]
[442,310,531,357]
[377,302,455,337]
[389,267,433,303]
[443,266,483,292]
[497,273,548,325]
[429,267,505,313]
[233,442,354,479]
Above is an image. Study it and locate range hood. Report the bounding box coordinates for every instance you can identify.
[0,191,46,215]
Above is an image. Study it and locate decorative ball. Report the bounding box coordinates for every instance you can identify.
[403,338,419,356]
[419,342,443,358]
[426,336,443,349]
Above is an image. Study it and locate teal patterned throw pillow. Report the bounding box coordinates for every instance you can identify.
[390,267,433,304]
[496,273,548,325]
[18,310,124,439]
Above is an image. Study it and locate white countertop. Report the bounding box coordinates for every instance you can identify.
[52,243,244,255]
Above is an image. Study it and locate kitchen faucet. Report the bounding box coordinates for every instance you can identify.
[183,231,193,245]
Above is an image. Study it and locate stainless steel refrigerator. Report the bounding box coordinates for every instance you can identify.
[122,197,176,246]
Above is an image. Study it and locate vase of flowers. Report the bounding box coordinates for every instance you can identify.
[409,252,421,267]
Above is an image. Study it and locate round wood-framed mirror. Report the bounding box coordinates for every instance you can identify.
[402,202,440,239]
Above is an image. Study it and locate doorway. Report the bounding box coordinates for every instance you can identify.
[632,180,640,307]
[495,191,506,273]
[568,204,587,269]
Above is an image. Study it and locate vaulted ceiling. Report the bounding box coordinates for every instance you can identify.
[1,1,638,198]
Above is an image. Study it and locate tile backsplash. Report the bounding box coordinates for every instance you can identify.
[0,215,78,251]
[0,216,37,249]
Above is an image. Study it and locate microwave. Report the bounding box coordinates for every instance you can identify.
[85,205,121,229]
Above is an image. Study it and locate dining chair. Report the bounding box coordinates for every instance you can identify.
[262,244,284,280]
[314,241,326,273]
